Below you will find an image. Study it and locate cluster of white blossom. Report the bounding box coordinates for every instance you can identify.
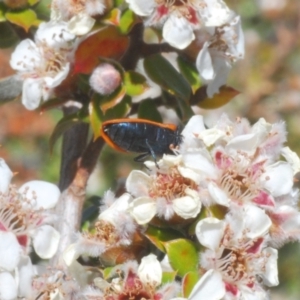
[9,0,244,112]
[1,113,300,299]
[0,159,61,299]
[123,114,300,299]
[10,21,76,110]
[55,114,300,300]
[125,0,244,97]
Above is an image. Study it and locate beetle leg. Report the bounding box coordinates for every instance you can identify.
[134,152,150,163]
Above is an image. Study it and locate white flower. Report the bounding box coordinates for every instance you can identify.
[137,254,162,287]
[90,257,179,300]
[196,15,244,97]
[194,207,278,299]
[74,192,137,259]
[126,0,233,49]
[10,21,75,110]
[0,180,60,261]
[126,155,201,224]
[281,146,300,175]
[0,256,34,299]
[267,204,300,247]
[180,115,295,208]
[51,0,106,35]
[31,267,80,299]
[0,272,17,300]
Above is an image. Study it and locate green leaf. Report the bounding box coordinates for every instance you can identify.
[138,99,162,123]
[0,3,7,22]
[34,0,51,20]
[99,85,127,114]
[144,54,191,101]
[119,8,136,34]
[173,95,194,122]
[103,266,115,279]
[104,95,131,120]
[182,271,200,298]
[5,9,41,32]
[162,271,177,284]
[28,0,40,5]
[191,85,240,109]
[89,94,104,140]
[164,239,199,277]
[49,114,85,152]
[145,226,182,253]
[177,56,201,94]
[103,8,121,26]
[124,71,148,96]
[0,22,19,48]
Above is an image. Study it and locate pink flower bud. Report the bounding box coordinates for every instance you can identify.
[89,63,121,95]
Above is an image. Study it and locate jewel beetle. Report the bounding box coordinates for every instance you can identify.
[100,118,182,166]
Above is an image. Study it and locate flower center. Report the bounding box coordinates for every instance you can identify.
[39,43,69,78]
[149,167,197,201]
[86,220,119,245]
[213,228,267,288]
[0,186,40,236]
[218,152,263,204]
[155,0,200,24]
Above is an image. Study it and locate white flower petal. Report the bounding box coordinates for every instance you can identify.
[63,244,79,267]
[33,225,60,259]
[227,16,244,59]
[138,254,162,286]
[251,118,272,139]
[208,182,229,206]
[195,218,225,251]
[0,158,13,194]
[99,193,132,225]
[281,146,300,175]
[182,150,216,179]
[205,56,231,98]
[199,128,225,147]
[22,78,43,110]
[126,170,151,197]
[172,189,201,219]
[226,133,259,154]
[68,13,95,35]
[201,0,233,27]
[36,21,75,48]
[189,269,225,300]
[196,42,214,80]
[275,205,300,232]
[262,162,293,197]
[17,256,33,298]
[44,63,70,88]
[180,115,206,151]
[18,180,60,209]
[178,166,202,184]
[181,115,206,138]
[126,0,156,16]
[10,39,40,72]
[163,14,195,49]
[129,197,156,225]
[262,248,278,287]
[0,272,17,300]
[0,231,22,271]
[243,205,272,239]
[240,286,268,300]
